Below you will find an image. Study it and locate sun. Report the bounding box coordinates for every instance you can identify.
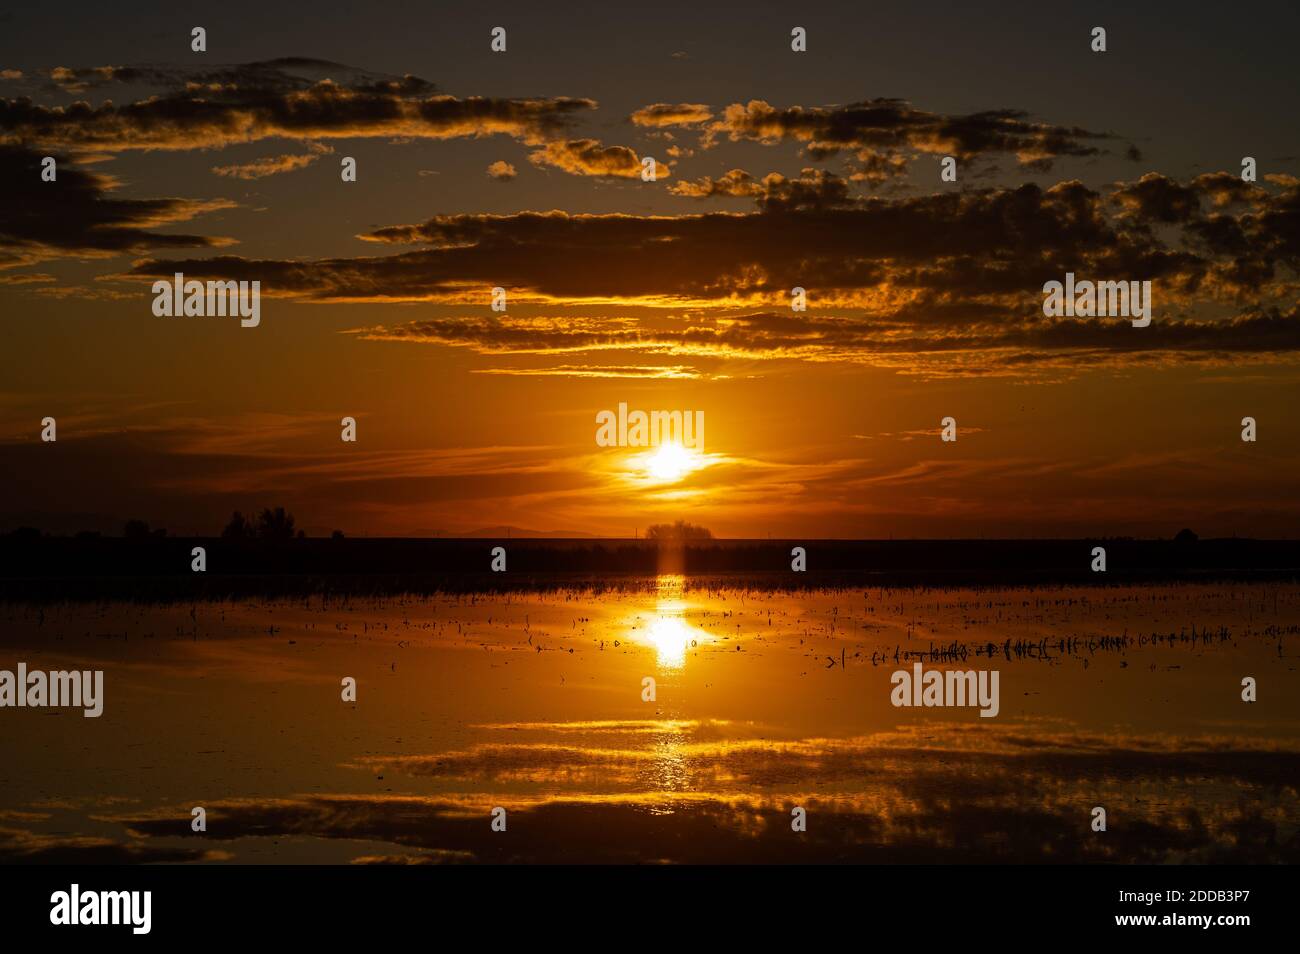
[645,442,695,482]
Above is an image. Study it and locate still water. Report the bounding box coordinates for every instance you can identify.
[2,578,1297,863]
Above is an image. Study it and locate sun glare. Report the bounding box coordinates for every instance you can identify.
[645,614,693,669]
[626,576,706,669]
[645,442,696,482]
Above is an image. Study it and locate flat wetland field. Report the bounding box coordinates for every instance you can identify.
[2,570,1298,863]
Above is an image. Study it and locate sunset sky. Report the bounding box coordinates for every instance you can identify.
[2,0,1299,538]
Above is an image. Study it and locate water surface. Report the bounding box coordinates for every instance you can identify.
[2,578,1297,863]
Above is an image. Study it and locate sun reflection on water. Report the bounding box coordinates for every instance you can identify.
[631,575,705,670]
[644,615,693,668]
[644,576,697,798]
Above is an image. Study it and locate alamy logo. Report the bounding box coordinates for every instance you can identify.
[0,663,103,717]
[152,272,261,327]
[50,884,151,934]
[595,402,704,451]
[890,662,1000,718]
[1042,272,1151,327]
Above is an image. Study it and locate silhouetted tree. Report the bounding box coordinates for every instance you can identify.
[221,511,256,540]
[257,507,296,541]
[1174,528,1199,544]
[645,520,713,541]
[330,529,345,541]
[123,519,151,540]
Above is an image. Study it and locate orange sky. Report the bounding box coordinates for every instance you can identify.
[2,7,1299,537]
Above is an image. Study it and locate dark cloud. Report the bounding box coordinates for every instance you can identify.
[1112,172,1203,224]
[528,138,666,178]
[698,98,1134,169]
[211,142,332,180]
[35,58,383,95]
[630,102,713,127]
[846,150,909,184]
[1109,172,1300,297]
[112,172,1300,374]
[670,167,859,208]
[755,168,856,211]
[127,180,1127,302]
[349,305,1300,374]
[1192,170,1266,208]
[0,145,233,268]
[669,168,761,199]
[0,60,595,152]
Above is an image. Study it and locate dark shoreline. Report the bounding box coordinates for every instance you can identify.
[2,536,1298,601]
